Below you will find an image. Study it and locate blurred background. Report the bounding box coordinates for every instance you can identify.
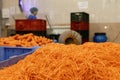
[1,0,120,43]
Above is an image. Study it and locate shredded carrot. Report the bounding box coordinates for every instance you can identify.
[0,42,120,80]
[0,33,53,47]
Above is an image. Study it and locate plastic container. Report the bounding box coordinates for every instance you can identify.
[71,12,89,43]
[93,33,107,42]
[0,46,39,61]
[71,12,89,22]
[0,46,39,68]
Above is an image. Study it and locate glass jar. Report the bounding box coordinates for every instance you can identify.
[93,33,107,42]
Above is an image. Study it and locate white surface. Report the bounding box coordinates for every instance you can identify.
[2,0,120,24]
[9,7,15,15]
[78,1,88,10]
[19,0,120,24]
[2,8,10,18]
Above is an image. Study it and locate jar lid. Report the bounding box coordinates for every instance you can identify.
[95,33,106,35]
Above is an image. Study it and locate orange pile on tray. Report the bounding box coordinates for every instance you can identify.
[0,33,53,47]
[0,42,120,80]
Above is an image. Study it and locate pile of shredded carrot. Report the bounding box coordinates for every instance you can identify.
[0,42,120,80]
[0,33,53,47]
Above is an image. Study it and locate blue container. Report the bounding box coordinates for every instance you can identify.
[93,33,107,42]
[0,46,39,68]
[0,46,39,61]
